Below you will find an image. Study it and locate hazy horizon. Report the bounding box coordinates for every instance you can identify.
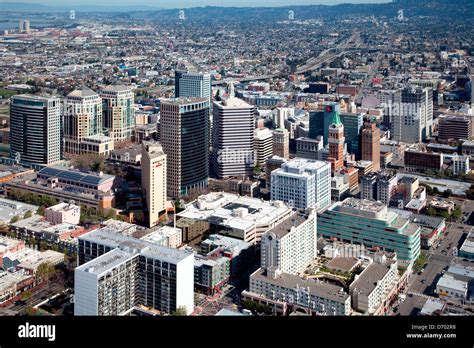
[0,0,392,8]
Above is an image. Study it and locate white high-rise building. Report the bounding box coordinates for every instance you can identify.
[254,128,273,167]
[211,97,254,178]
[10,94,61,165]
[392,86,433,143]
[141,141,167,228]
[260,209,317,275]
[75,229,195,316]
[175,70,211,105]
[100,85,135,142]
[271,158,331,210]
[274,107,294,129]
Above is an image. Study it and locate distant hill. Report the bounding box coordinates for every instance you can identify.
[0,0,472,22]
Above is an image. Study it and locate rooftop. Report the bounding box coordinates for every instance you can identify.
[80,228,192,264]
[437,274,468,293]
[202,234,252,255]
[266,213,309,239]
[0,197,39,223]
[37,167,115,187]
[252,268,349,304]
[160,97,208,106]
[77,248,136,276]
[101,85,132,93]
[326,257,360,272]
[0,271,31,293]
[67,86,99,98]
[350,261,395,296]
[459,231,474,256]
[218,97,252,108]
[178,192,290,232]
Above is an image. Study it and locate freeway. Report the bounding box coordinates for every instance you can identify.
[212,33,363,86]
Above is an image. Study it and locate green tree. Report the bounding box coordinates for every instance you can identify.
[21,291,33,301]
[37,206,46,216]
[0,222,9,235]
[451,207,462,221]
[432,187,440,195]
[171,306,188,316]
[36,262,55,284]
[442,189,453,198]
[10,215,20,224]
[24,210,33,219]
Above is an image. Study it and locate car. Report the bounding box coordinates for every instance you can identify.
[15,300,26,306]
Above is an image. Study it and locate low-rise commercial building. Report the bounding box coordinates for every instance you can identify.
[242,267,351,316]
[177,192,292,244]
[45,202,81,225]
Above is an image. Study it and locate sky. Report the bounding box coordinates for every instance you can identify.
[4,0,391,8]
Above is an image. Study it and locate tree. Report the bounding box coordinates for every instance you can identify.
[21,291,33,301]
[24,210,33,219]
[37,206,46,216]
[451,207,462,221]
[10,215,20,224]
[171,306,188,316]
[25,307,38,316]
[36,262,55,284]
[467,184,474,200]
[442,189,453,198]
[0,222,9,235]
[432,187,440,195]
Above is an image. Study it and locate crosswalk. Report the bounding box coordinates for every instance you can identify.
[407,291,436,300]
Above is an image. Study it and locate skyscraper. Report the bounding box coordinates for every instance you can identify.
[309,103,363,157]
[272,128,289,159]
[361,122,381,171]
[175,70,211,105]
[254,128,273,167]
[10,94,61,165]
[160,98,209,199]
[100,85,135,142]
[271,158,331,210]
[328,111,345,172]
[211,97,254,179]
[141,141,167,228]
[260,210,317,275]
[63,87,103,154]
[392,86,433,143]
[75,229,195,316]
[309,102,340,144]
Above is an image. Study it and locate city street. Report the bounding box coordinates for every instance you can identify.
[398,221,468,315]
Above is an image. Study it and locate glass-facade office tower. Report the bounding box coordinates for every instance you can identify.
[63,87,103,154]
[10,94,61,165]
[309,102,363,158]
[100,85,135,142]
[211,98,254,178]
[160,98,209,199]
